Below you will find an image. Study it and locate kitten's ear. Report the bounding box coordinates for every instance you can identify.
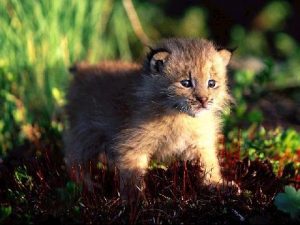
[217,48,236,66]
[148,48,170,73]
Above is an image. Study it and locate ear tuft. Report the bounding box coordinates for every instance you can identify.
[218,49,233,66]
[148,49,170,73]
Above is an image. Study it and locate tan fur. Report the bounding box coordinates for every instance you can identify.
[64,38,232,190]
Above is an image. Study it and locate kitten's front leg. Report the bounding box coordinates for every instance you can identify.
[114,131,155,197]
[118,151,149,194]
[197,143,222,185]
[201,148,222,185]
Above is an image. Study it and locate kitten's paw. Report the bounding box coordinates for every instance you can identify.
[205,179,241,194]
[202,172,222,186]
[221,180,241,193]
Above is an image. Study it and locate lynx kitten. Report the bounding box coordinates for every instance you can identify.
[65,38,232,191]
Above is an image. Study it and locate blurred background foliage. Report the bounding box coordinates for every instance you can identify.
[0,0,300,170]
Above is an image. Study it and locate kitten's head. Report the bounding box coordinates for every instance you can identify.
[139,38,233,117]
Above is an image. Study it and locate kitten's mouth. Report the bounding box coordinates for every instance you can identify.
[172,101,211,117]
[190,104,209,116]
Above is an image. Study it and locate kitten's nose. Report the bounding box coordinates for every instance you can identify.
[196,96,208,107]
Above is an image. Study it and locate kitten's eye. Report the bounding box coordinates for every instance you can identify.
[180,79,193,88]
[208,79,216,88]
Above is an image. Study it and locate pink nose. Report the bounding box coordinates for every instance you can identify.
[196,96,208,107]
[196,96,208,103]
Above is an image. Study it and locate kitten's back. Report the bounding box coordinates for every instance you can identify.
[65,61,141,165]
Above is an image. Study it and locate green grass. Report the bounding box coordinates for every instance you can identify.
[0,0,144,155]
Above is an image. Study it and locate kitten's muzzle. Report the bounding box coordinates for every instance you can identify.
[195,96,209,108]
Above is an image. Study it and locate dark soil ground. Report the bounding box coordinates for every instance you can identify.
[0,136,299,225]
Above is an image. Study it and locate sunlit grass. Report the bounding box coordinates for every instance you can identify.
[0,0,142,155]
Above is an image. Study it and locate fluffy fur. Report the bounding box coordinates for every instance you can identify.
[64,38,232,190]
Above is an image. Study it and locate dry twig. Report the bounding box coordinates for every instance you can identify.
[122,0,151,45]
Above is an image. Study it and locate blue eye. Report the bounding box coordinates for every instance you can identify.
[180,79,192,88]
[208,79,216,88]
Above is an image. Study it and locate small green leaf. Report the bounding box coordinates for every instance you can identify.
[275,185,300,219]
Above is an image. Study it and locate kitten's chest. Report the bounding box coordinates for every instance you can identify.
[156,113,217,156]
